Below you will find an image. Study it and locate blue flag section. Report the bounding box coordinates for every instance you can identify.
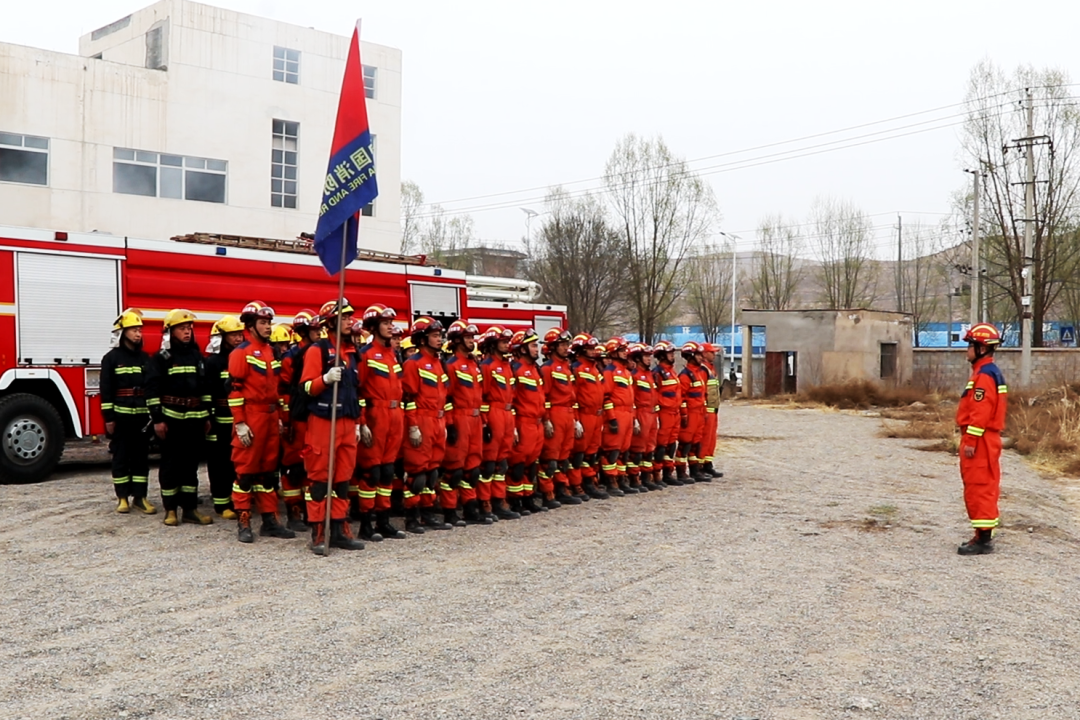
[313,23,379,276]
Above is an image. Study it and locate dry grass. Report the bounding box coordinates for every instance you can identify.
[1004,385,1080,476]
[796,381,935,410]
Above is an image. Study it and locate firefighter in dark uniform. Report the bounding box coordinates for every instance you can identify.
[203,315,245,519]
[146,309,213,527]
[100,308,155,515]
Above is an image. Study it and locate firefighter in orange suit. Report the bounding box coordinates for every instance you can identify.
[146,309,214,527]
[677,341,706,482]
[600,336,638,496]
[509,328,549,514]
[570,334,609,500]
[443,321,491,526]
[540,328,585,505]
[479,326,521,520]
[628,343,662,492]
[299,299,365,553]
[354,304,407,540]
[401,316,453,532]
[955,323,1008,555]
[651,340,685,486]
[279,309,319,532]
[228,301,294,543]
[697,343,722,481]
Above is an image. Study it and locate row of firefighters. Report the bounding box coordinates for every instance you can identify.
[100,299,725,554]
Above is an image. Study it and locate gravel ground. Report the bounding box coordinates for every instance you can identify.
[4,403,1080,720]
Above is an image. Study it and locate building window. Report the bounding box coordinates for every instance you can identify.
[113,148,227,203]
[362,64,377,99]
[273,46,300,84]
[0,132,49,186]
[880,342,897,379]
[271,120,299,209]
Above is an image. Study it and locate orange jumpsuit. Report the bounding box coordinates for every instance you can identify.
[955,356,1008,530]
[356,339,405,513]
[300,338,359,525]
[540,356,578,495]
[443,349,484,508]
[510,357,546,496]
[653,359,684,474]
[601,359,635,479]
[700,362,720,467]
[480,353,515,499]
[401,347,448,509]
[677,361,706,473]
[571,357,605,489]
[228,332,285,513]
[629,366,658,483]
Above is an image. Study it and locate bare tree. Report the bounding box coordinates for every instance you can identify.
[961,61,1080,346]
[417,205,477,271]
[604,134,717,343]
[400,180,425,254]
[683,241,733,344]
[900,221,944,347]
[811,197,877,308]
[524,188,624,335]
[751,214,804,310]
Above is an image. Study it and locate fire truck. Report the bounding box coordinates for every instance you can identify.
[0,225,566,483]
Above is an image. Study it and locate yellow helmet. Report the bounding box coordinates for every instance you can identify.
[400,336,415,351]
[211,315,244,336]
[113,308,144,331]
[163,308,197,330]
[270,324,293,343]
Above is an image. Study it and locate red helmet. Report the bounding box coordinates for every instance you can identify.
[481,325,513,348]
[362,303,396,329]
[511,327,539,352]
[571,333,598,353]
[348,318,367,338]
[653,340,675,355]
[628,343,652,357]
[319,298,354,324]
[604,336,628,355]
[410,316,443,338]
[447,320,479,342]
[292,309,317,330]
[543,327,572,348]
[963,322,1002,346]
[240,300,274,324]
[390,324,404,338]
[681,341,702,356]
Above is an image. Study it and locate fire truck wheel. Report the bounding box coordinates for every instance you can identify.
[0,394,65,484]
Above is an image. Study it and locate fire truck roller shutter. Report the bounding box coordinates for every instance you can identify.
[410,282,460,323]
[534,315,564,338]
[16,253,121,365]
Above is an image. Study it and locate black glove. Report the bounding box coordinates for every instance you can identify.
[446,424,459,446]
[483,425,493,443]
[607,419,619,434]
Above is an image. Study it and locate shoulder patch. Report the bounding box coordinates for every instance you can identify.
[973,388,985,402]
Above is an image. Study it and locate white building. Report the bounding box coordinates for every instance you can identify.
[0,0,402,252]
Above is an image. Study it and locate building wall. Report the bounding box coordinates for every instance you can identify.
[0,0,401,252]
[913,348,1080,391]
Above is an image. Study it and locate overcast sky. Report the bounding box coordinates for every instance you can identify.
[5,0,1080,257]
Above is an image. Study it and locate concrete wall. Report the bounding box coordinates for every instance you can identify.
[0,0,401,252]
[913,348,1080,391]
[742,309,912,393]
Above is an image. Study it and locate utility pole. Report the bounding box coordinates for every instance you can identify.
[1020,90,1036,386]
[896,214,903,313]
[965,169,981,324]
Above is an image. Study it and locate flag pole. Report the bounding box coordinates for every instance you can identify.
[321,222,350,556]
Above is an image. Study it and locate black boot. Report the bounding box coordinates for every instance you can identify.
[310,522,328,555]
[705,462,724,479]
[957,529,994,555]
[463,500,494,525]
[619,478,639,494]
[524,494,547,513]
[237,510,254,544]
[494,499,521,520]
[584,480,610,500]
[286,503,308,532]
[421,508,452,530]
[260,512,296,539]
[376,511,406,539]
[678,466,696,484]
[643,474,664,491]
[358,513,384,542]
[444,506,468,528]
[329,520,365,550]
[662,469,682,486]
[404,507,425,534]
[556,488,583,505]
[604,475,625,497]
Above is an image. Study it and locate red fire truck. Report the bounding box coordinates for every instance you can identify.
[0,225,565,483]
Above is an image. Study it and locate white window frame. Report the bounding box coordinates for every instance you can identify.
[362,64,377,99]
[271,120,299,209]
[113,148,228,203]
[0,132,49,186]
[273,46,300,84]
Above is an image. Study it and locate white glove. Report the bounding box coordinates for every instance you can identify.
[359,424,373,448]
[322,366,343,385]
[574,420,584,439]
[633,418,642,436]
[235,421,254,447]
[408,425,422,448]
[543,419,555,439]
[514,428,520,445]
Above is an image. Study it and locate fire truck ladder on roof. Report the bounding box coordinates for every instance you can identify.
[171,232,433,266]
